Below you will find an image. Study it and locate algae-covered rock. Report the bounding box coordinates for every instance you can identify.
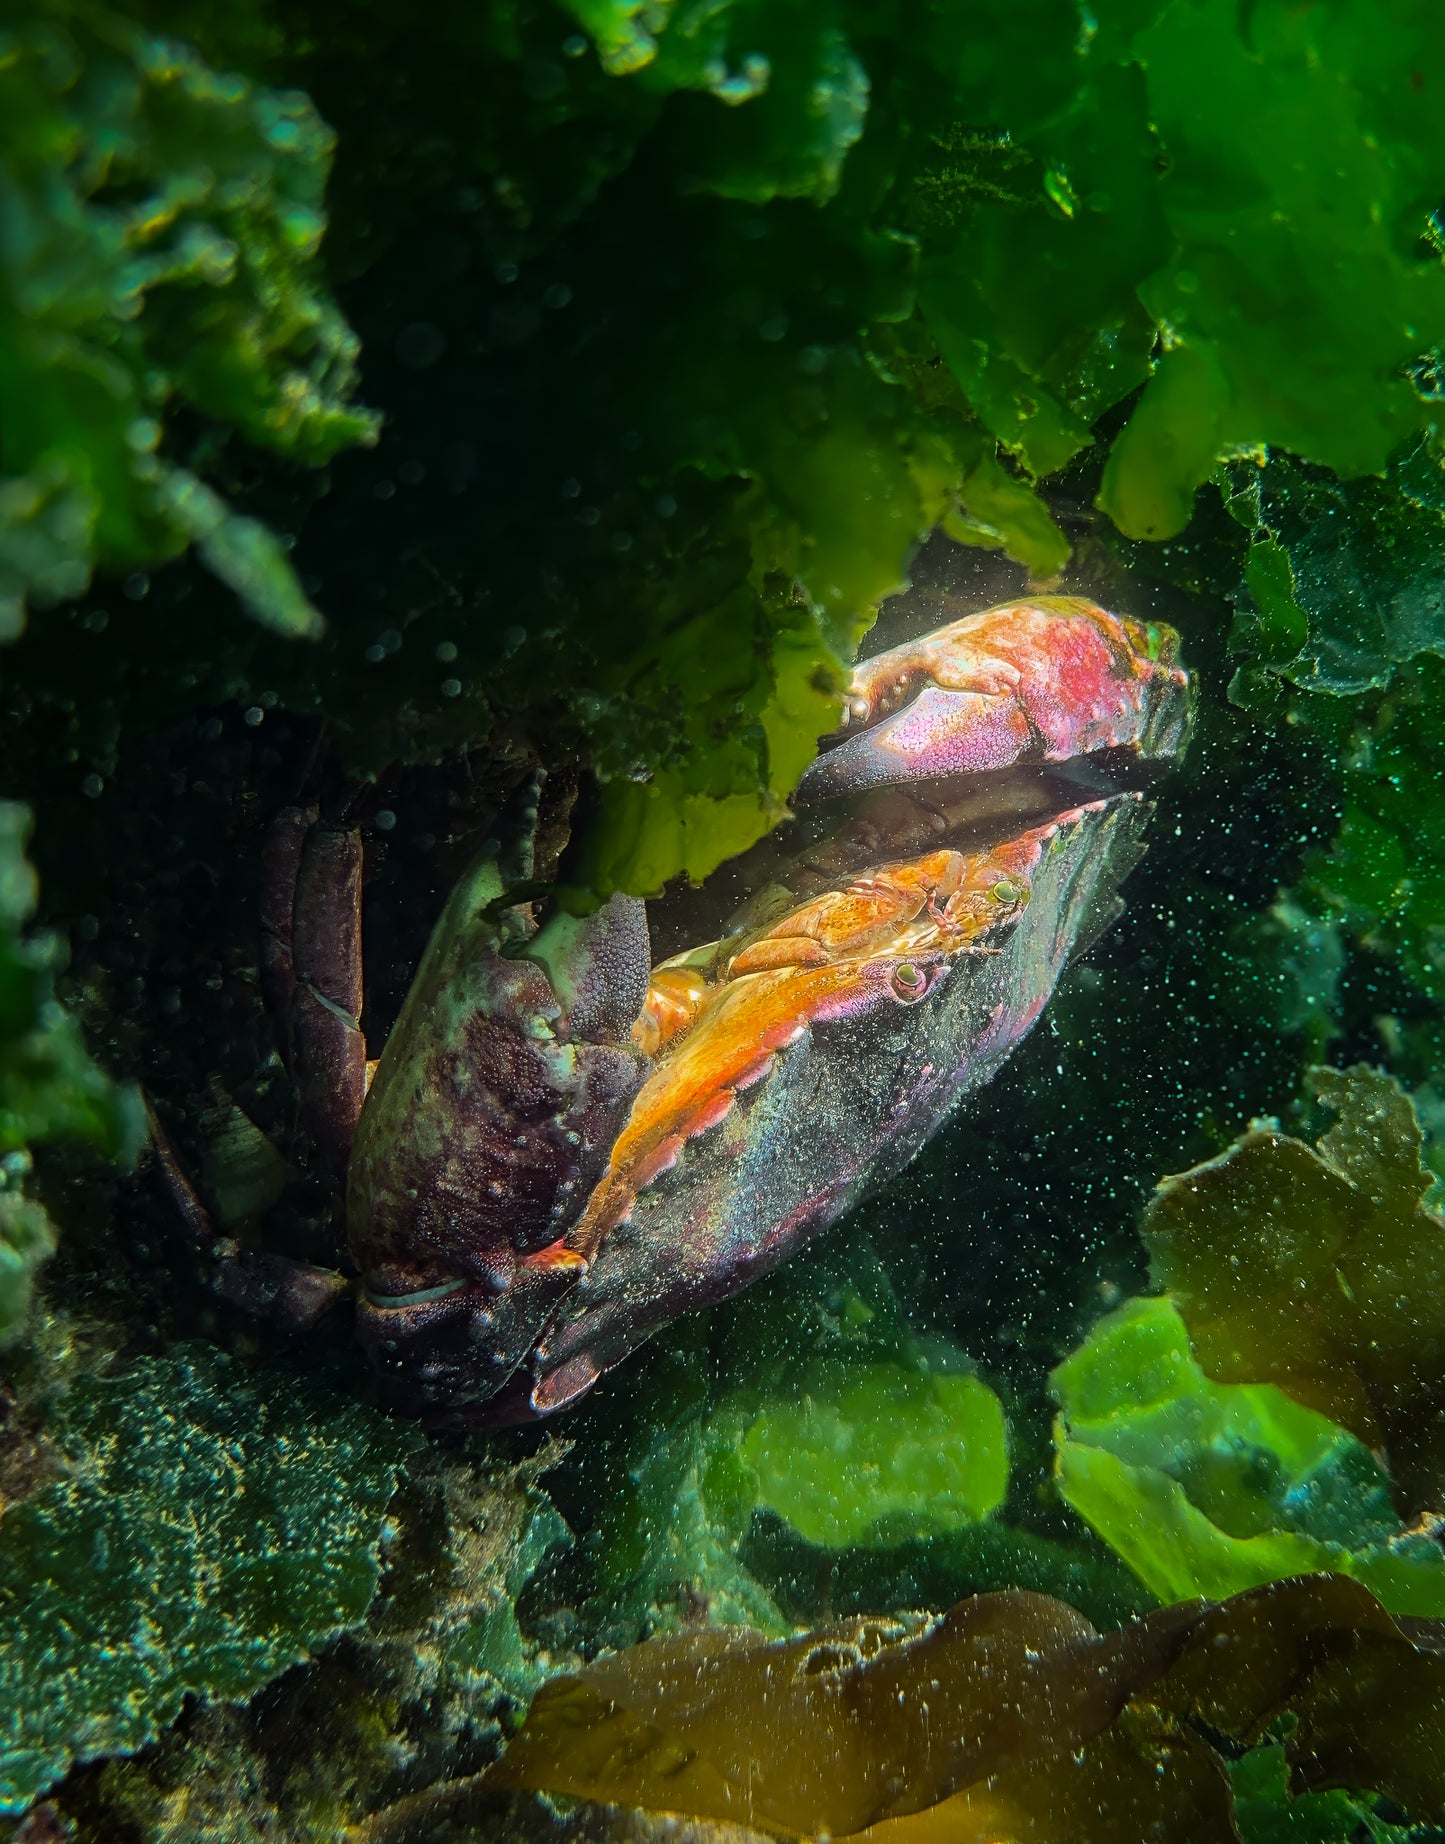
[75,1448,575,1843]
[1052,1295,1445,1614]
[0,1344,417,1813]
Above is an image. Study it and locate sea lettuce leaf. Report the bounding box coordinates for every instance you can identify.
[739,1362,1009,1549]
[1052,1295,1445,1613]
[1100,0,1445,540]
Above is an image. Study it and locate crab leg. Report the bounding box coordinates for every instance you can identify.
[143,1098,348,1331]
[288,823,368,1174]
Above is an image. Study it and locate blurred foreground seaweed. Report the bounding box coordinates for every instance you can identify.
[0,803,138,1342]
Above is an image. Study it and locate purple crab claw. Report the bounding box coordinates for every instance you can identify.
[795,596,1190,804]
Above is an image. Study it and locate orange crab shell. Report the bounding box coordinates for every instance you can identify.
[564,819,1052,1269]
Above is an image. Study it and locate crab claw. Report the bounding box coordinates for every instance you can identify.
[348,856,653,1417]
[794,596,1190,804]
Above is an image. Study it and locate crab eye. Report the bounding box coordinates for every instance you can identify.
[891,961,927,1002]
[990,877,1024,905]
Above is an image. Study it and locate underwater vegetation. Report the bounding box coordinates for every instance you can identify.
[7,0,1445,1839]
[490,1574,1445,1841]
[9,0,1445,891]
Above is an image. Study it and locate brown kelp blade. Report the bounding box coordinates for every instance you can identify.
[1145,1064,1445,1515]
[489,1575,1445,1841]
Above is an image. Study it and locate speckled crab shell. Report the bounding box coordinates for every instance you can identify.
[347,596,1191,1422]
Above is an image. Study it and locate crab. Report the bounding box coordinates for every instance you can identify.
[154,594,1190,1423]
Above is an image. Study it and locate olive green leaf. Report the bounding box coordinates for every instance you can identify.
[489,1575,1445,1839]
[1145,1065,1445,1515]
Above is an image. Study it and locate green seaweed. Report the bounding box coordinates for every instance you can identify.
[739,1362,1009,1549]
[0,802,139,1343]
[1052,1295,1445,1613]
[0,1344,417,1813]
[578,1247,1022,1638]
[1099,3,1445,541]
[1229,1741,1413,1844]
[14,0,1445,899]
[592,1395,788,1638]
[1297,660,1445,1012]
[0,1,375,639]
[1221,448,1445,696]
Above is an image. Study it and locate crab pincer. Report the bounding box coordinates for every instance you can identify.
[796,596,1189,801]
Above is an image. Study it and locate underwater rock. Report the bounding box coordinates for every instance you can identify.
[0,1345,415,1813]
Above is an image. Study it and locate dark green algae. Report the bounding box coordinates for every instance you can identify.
[6,0,1445,1839]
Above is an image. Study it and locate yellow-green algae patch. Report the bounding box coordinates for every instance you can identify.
[741,1362,1009,1548]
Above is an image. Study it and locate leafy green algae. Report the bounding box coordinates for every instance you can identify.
[1299,661,1445,1012]
[13,0,1445,899]
[739,1363,1009,1548]
[578,1248,1027,1641]
[0,2,375,641]
[0,1344,415,1813]
[1053,1296,1445,1613]
[1230,1742,1413,1844]
[1221,450,1445,696]
[0,802,139,1344]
